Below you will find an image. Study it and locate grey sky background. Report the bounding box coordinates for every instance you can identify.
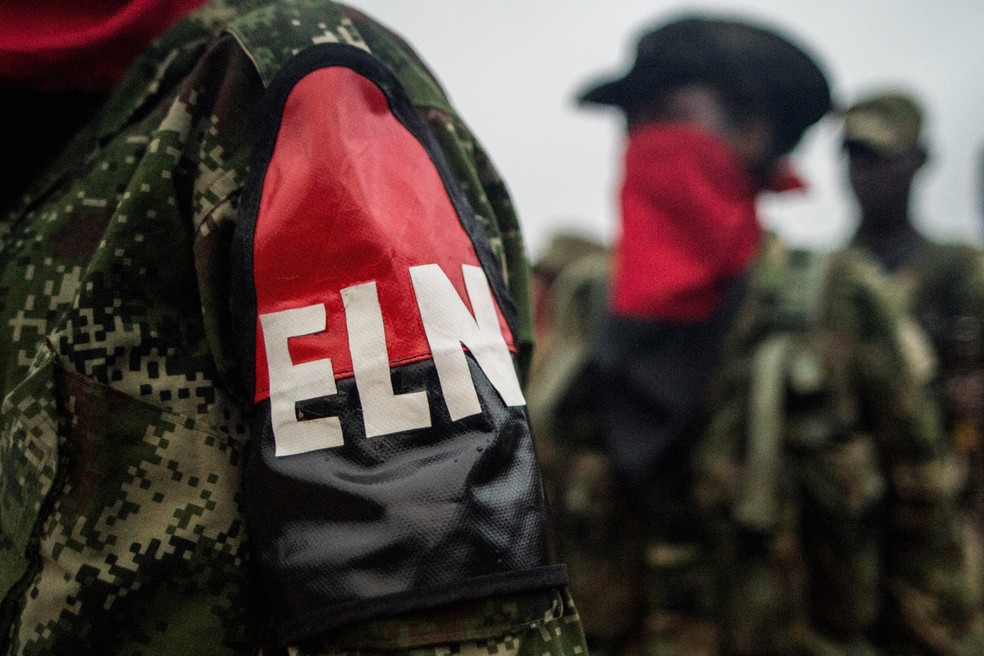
[353,1,984,259]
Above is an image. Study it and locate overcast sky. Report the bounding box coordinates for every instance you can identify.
[352,1,984,259]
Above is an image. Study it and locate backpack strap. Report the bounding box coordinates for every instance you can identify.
[735,333,792,531]
[733,248,832,532]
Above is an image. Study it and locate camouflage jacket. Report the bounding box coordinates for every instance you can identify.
[694,237,976,655]
[0,2,585,655]
[882,241,984,626]
[889,242,984,462]
[530,235,978,655]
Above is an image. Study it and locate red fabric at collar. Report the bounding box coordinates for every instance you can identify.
[611,123,763,321]
[0,0,207,91]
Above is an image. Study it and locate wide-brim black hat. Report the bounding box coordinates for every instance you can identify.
[578,15,831,137]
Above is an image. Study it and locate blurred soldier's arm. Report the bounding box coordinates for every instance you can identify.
[834,250,981,655]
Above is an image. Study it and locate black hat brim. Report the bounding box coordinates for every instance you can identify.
[577,74,631,107]
[577,67,665,109]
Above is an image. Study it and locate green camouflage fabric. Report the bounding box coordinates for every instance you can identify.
[0,1,583,654]
[883,242,984,621]
[528,235,981,655]
[889,243,984,472]
[692,237,979,655]
[525,250,637,649]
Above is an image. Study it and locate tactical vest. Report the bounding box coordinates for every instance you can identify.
[692,245,890,653]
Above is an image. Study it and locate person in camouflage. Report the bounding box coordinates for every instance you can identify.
[538,14,980,655]
[845,90,984,617]
[525,240,645,656]
[529,233,609,365]
[0,2,587,655]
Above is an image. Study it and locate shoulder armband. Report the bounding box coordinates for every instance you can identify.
[230,44,565,644]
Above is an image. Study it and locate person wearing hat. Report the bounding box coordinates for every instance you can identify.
[565,15,980,655]
[846,90,984,622]
[845,92,932,271]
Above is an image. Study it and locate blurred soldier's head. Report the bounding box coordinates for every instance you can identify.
[577,15,831,184]
[530,232,608,341]
[842,91,928,230]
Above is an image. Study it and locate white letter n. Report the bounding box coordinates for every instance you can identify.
[409,264,525,421]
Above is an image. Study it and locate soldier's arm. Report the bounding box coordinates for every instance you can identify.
[838,251,976,654]
[210,11,587,654]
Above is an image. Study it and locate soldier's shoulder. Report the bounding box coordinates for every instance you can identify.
[827,243,892,287]
[916,240,984,273]
[211,0,453,113]
[205,0,365,86]
[906,240,984,309]
[830,245,937,381]
[928,240,984,281]
[826,245,905,314]
[750,243,912,349]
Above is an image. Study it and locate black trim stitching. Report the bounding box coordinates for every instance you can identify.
[277,564,569,646]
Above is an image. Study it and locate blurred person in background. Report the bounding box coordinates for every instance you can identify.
[525,234,632,655]
[529,231,609,367]
[557,14,980,655]
[0,1,588,654]
[845,90,984,616]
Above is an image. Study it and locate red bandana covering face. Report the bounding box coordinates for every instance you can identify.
[611,123,798,321]
[0,0,208,91]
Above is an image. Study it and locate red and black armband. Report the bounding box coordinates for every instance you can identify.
[230,44,565,645]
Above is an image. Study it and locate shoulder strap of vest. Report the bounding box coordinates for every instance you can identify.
[734,247,833,532]
[768,248,832,331]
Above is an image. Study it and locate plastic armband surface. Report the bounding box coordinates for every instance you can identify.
[230,44,564,645]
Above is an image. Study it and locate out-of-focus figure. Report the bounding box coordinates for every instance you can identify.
[541,14,982,655]
[530,231,610,348]
[846,90,984,615]
[525,234,630,651]
[846,91,935,271]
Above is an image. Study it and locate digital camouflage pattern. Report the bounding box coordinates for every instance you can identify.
[529,235,982,655]
[0,1,581,654]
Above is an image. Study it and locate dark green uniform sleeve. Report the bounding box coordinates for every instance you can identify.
[833,251,977,654]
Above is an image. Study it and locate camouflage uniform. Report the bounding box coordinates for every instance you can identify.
[525,249,635,651]
[692,238,980,655]
[0,2,586,654]
[843,90,984,636]
[886,243,984,484]
[530,236,979,655]
[877,240,984,619]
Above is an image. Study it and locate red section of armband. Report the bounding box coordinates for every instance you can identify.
[251,66,513,402]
